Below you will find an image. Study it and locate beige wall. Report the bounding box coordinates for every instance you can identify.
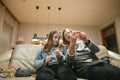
[18,23,101,45]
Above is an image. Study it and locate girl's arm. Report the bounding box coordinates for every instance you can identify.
[34,47,45,69]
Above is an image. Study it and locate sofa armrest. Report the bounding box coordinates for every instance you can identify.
[0,49,13,68]
[107,50,120,68]
[95,45,120,68]
[108,50,120,60]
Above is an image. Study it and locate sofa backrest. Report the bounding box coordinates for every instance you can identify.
[10,44,109,73]
[10,44,41,73]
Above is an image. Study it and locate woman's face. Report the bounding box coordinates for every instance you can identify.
[53,33,60,46]
[63,29,71,42]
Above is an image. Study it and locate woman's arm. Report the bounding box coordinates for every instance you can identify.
[87,40,100,54]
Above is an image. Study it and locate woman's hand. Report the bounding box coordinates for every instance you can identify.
[69,31,78,55]
[70,31,78,45]
[77,31,88,42]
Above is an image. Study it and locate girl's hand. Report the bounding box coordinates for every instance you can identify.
[55,49,61,63]
[55,50,61,58]
[44,55,53,63]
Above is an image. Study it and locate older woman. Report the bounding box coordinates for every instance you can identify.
[62,28,120,80]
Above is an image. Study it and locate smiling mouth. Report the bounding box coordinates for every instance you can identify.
[56,42,59,44]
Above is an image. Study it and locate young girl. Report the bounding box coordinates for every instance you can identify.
[34,30,77,80]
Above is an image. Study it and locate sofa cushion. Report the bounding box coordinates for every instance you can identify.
[10,44,41,73]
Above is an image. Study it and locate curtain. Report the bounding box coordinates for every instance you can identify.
[0,2,19,54]
[0,2,5,37]
[0,22,13,54]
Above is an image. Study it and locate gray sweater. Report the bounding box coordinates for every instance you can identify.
[63,40,99,65]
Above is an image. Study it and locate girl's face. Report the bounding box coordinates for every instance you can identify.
[63,29,71,42]
[53,33,60,46]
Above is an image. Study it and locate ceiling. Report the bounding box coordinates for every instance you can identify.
[1,0,120,27]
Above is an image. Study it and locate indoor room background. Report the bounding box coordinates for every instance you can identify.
[0,0,120,54]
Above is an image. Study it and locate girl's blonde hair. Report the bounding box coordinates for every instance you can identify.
[43,30,60,53]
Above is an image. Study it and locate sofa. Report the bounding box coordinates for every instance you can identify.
[0,44,120,80]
